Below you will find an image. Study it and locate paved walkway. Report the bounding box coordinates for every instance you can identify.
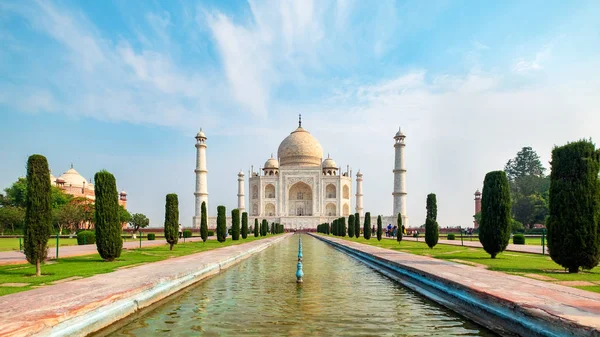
[0,233,292,337]
[0,236,215,266]
[386,236,546,254]
[316,234,600,336]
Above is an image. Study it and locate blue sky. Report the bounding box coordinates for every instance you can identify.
[1,0,599,227]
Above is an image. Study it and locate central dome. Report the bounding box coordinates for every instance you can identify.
[277,126,323,167]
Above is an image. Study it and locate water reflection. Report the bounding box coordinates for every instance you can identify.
[106,235,497,336]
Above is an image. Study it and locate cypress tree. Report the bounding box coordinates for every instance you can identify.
[261,219,267,236]
[231,209,240,240]
[479,171,511,258]
[271,222,275,235]
[23,155,52,276]
[254,218,259,237]
[200,201,208,242]
[241,212,248,239]
[216,205,226,243]
[164,194,179,250]
[397,213,403,242]
[547,140,600,273]
[95,170,123,260]
[425,193,439,249]
[377,215,383,241]
[348,214,355,238]
[364,212,371,240]
[354,213,360,238]
[340,217,346,237]
[332,219,337,236]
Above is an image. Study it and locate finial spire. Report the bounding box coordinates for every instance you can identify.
[299,114,302,127]
[70,162,73,169]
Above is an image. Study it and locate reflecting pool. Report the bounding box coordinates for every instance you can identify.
[102,235,498,336]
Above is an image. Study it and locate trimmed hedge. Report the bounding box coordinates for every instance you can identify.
[147,233,156,240]
[77,231,96,245]
[513,234,525,245]
[208,230,215,236]
[183,229,192,238]
[447,233,455,240]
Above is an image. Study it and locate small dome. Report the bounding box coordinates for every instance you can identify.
[475,189,481,195]
[196,128,206,139]
[264,155,279,169]
[238,170,245,176]
[58,166,90,188]
[120,190,127,195]
[395,127,405,138]
[356,170,363,177]
[277,126,323,167]
[322,155,337,169]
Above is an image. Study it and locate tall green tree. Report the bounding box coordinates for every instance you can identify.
[547,140,600,273]
[164,194,179,250]
[348,214,355,238]
[354,213,360,238]
[397,213,403,242]
[254,218,259,237]
[129,213,150,232]
[425,193,439,249]
[0,206,24,233]
[261,219,268,236]
[340,217,346,237]
[200,201,208,242]
[53,202,83,234]
[216,206,226,242]
[376,215,382,241]
[479,171,512,258]
[118,205,132,225]
[23,155,53,276]
[241,212,248,239]
[231,209,240,240]
[512,194,548,227]
[95,170,123,260]
[363,212,371,240]
[504,146,546,181]
[2,177,71,209]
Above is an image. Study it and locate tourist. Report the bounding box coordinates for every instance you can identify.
[178,224,183,239]
[387,223,392,237]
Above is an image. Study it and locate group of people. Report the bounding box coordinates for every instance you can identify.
[370,224,406,237]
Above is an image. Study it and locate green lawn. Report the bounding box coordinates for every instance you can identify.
[338,235,600,293]
[0,238,79,251]
[0,235,271,296]
[441,235,545,246]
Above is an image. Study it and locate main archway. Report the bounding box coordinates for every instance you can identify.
[288,181,313,216]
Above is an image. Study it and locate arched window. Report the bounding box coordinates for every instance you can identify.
[343,203,350,216]
[326,203,336,216]
[265,203,275,216]
[265,184,275,199]
[343,185,350,199]
[252,185,258,199]
[326,184,336,199]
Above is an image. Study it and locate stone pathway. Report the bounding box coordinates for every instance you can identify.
[388,236,546,254]
[0,234,291,337]
[317,234,600,336]
[0,236,216,266]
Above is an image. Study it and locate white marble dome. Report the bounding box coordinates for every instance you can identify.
[322,156,337,169]
[277,126,323,167]
[264,156,279,169]
[58,166,90,188]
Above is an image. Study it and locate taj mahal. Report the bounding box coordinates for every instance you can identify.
[193,116,408,230]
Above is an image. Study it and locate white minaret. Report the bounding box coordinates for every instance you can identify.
[237,170,245,213]
[355,170,364,216]
[193,129,208,228]
[393,127,407,225]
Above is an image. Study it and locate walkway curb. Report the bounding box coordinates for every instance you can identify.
[0,234,292,337]
[311,234,600,337]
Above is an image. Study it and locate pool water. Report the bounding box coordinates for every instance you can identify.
[102,235,498,336]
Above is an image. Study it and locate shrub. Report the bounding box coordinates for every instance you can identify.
[354,213,360,238]
[413,232,418,238]
[94,170,123,261]
[425,193,439,249]
[397,213,403,242]
[77,230,96,245]
[23,155,53,276]
[547,140,600,273]
[254,218,259,237]
[183,229,192,238]
[513,234,525,245]
[348,214,355,238]
[241,212,248,239]
[231,209,240,240]
[363,212,371,240]
[200,201,208,242]
[261,219,268,236]
[217,206,226,242]
[164,194,179,250]
[447,233,455,240]
[147,233,156,241]
[479,171,511,258]
[208,230,215,236]
[376,215,382,241]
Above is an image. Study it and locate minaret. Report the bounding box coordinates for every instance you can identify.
[355,170,364,216]
[393,127,407,225]
[193,129,208,228]
[474,190,482,228]
[237,170,245,213]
